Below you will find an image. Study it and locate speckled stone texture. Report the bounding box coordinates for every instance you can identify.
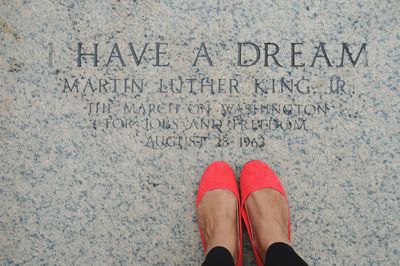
[1,0,399,265]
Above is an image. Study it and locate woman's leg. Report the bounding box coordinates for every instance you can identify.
[264,242,308,266]
[245,188,308,266]
[202,246,235,266]
[198,190,238,266]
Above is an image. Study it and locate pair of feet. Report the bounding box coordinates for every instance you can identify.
[197,168,290,264]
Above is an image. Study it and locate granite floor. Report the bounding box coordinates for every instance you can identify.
[1,0,399,265]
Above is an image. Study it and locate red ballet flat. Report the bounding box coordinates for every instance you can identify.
[240,160,291,266]
[196,161,243,266]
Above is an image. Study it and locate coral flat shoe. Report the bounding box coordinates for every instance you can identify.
[240,160,291,266]
[196,161,243,266]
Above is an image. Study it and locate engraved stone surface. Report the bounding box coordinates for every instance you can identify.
[1,0,399,265]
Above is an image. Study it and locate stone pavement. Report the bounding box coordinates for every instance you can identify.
[1,1,399,265]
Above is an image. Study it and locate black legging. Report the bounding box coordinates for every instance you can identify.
[202,242,308,266]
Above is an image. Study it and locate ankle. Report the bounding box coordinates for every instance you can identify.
[207,240,238,264]
[253,218,290,260]
[257,230,290,262]
[206,226,238,262]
